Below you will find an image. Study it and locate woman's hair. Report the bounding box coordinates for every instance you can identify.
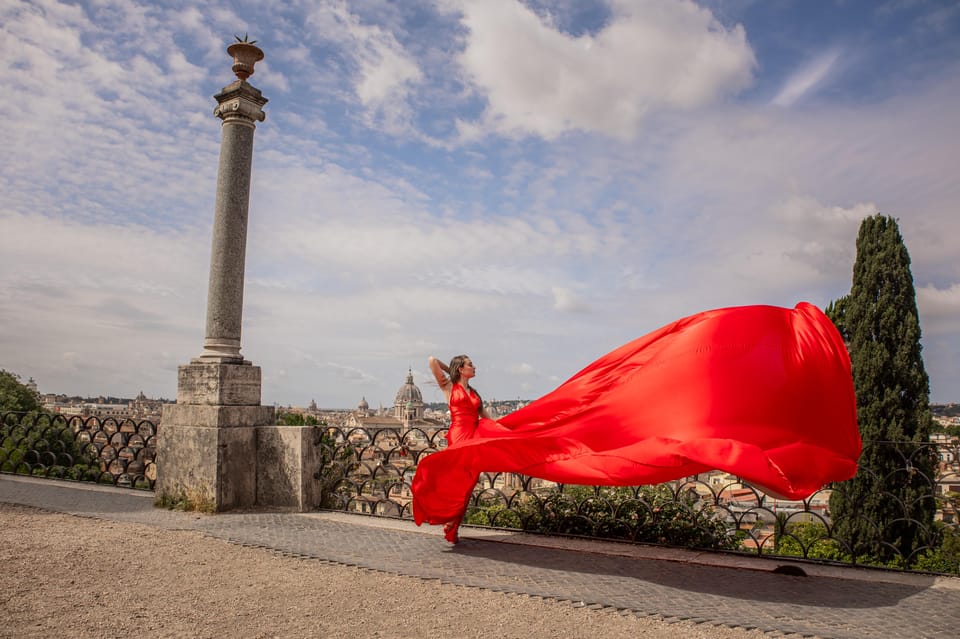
[448,354,470,385]
[448,354,482,402]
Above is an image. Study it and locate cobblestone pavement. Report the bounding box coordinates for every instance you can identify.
[2,475,958,639]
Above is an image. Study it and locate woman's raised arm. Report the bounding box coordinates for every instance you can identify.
[428,356,452,399]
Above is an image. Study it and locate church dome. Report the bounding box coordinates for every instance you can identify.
[394,369,423,406]
[358,396,369,411]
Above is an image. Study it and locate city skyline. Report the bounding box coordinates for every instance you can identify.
[2,0,959,408]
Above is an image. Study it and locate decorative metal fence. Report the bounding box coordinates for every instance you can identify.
[0,412,157,490]
[315,424,960,573]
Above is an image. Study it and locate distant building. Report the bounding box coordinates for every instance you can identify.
[40,389,167,423]
[394,369,424,422]
[128,391,164,420]
[342,370,446,436]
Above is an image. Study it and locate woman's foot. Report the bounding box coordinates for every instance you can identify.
[443,521,460,544]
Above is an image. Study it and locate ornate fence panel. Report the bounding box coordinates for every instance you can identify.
[314,425,439,517]
[0,412,157,490]
[315,424,960,573]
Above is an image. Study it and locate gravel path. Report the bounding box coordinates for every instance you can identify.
[0,503,772,639]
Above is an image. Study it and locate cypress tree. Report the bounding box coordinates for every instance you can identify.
[827,214,936,564]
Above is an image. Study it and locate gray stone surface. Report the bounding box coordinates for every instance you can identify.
[2,474,958,639]
[176,363,264,406]
[162,402,275,427]
[256,424,323,510]
[157,402,275,511]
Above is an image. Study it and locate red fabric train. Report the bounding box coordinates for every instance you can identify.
[412,302,861,536]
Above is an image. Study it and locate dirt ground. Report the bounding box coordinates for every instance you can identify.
[0,503,770,639]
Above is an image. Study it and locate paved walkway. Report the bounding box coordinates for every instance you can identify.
[2,474,958,639]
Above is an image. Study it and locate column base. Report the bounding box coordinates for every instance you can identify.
[178,362,262,406]
[157,404,323,512]
[156,404,274,511]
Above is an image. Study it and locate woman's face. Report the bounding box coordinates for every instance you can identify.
[459,358,476,380]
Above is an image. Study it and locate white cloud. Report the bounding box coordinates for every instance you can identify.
[510,362,536,375]
[773,196,873,275]
[304,0,424,133]
[772,49,842,107]
[918,283,960,334]
[244,158,627,302]
[254,60,291,93]
[323,361,377,383]
[453,0,756,139]
[0,0,219,228]
[916,283,960,402]
[552,287,589,313]
[557,67,958,340]
[0,211,208,399]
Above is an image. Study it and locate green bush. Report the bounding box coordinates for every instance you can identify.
[278,411,320,426]
[1,413,95,478]
[773,521,846,562]
[466,503,522,528]
[912,525,960,575]
[468,483,736,550]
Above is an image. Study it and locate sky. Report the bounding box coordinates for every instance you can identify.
[2,0,959,409]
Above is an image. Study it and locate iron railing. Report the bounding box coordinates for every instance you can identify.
[0,412,157,489]
[314,425,960,573]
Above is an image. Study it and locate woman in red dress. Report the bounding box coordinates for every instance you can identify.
[413,303,861,544]
[423,353,489,542]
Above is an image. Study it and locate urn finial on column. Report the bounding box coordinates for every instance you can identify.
[227,34,264,80]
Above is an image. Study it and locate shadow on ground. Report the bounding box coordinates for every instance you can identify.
[449,537,931,608]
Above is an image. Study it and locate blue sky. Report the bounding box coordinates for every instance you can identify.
[2,0,959,408]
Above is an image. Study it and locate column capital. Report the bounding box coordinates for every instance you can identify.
[213,80,268,124]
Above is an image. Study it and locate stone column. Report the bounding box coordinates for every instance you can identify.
[157,40,278,512]
[198,75,266,363]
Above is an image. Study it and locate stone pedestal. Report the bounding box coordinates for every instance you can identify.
[157,363,272,511]
[157,402,269,510]
[256,425,323,510]
[157,362,322,512]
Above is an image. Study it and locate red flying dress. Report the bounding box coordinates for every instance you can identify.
[411,302,861,541]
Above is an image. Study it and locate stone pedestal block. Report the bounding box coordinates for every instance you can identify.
[256,425,323,511]
[157,403,275,511]
[178,362,262,406]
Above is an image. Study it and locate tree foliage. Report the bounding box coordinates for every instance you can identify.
[0,370,41,414]
[277,411,320,426]
[826,214,936,563]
